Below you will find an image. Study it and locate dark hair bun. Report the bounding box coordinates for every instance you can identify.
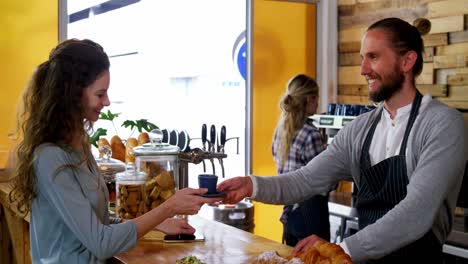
[413,18,431,36]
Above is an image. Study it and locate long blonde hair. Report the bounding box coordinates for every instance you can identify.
[274,74,319,165]
[9,39,109,214]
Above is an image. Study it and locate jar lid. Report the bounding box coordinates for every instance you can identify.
[133,143,180,156]
[95,157,126,173]
[116,170,147,182]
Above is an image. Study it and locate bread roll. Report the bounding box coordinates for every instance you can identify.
[125,137,138,163]
[110,135,125,162]
[138,132,150,145]
[97,138,111,158]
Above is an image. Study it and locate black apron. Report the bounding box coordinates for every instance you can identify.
[282,195,330,246]
[355,92,443,263]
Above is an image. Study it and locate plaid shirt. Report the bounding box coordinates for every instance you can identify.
[272,119,325,175]
[272,119,325,225]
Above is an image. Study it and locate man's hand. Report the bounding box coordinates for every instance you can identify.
[292,235,326,255]
[216,176,253,204]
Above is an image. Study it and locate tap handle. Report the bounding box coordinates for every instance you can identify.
[201,124,207,148]
[210,125,216,151]
[220,126,226,147]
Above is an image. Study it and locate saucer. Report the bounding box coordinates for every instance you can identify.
[197,191,226,198]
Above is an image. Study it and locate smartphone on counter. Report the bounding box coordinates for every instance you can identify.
[163,233,205,243]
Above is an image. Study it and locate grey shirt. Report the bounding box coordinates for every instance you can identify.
[30,144,137,263]
[251,98,465,262]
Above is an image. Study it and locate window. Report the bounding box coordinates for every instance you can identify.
[65,0,247,187]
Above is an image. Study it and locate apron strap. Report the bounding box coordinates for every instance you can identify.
[360,109,383,170]
[399,91,423,155]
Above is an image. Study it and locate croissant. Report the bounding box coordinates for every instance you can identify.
[289,241,353,264]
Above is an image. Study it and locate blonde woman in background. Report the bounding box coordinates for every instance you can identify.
[272,74,330,246]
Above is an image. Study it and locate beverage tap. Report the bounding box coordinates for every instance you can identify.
[218,125,227,177]
[209,125,216,174]
[219,125,226,153]
[201,124,207,172]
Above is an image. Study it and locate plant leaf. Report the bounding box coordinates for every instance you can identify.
[100,110,120,121]
[122,120,137,131]
[136,119,158,132]
[89,128,107,147]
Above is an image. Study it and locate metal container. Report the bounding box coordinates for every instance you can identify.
[133,142,180,212]
[202,200,254,232]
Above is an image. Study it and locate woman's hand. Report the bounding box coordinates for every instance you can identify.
[216,176,253,204]
[292,235,325,255]
[165,188,222,216]
[155,218,195,235]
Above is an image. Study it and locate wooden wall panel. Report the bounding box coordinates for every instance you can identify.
[423,47,434,62]
[433,54,468,69]
[436,68,468,84]
[429,15,464,34]
[338,0,468,109]
[339,66,366,85]
[446,85,468,100]
[339,41,361,52]
[337,95,372,105]
[339,27,367,43]
[338,85,369,96]
[437,42,468,56]
[423,33,448,47]
[427,0,468,18]
[448,74,468,85]
[417,84,447,96]
[340,52,361,66]
[450,30,468,44]
[416,63,434,84]
[339,7,427,30]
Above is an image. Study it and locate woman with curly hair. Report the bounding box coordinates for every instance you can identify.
[272,74,330,246]
[9,39,221,263]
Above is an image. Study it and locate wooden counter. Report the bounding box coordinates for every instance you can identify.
[1,177,291,264]
[115,215,292,264]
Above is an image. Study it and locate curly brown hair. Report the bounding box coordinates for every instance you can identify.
[9,39,110,214]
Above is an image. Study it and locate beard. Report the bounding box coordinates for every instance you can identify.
[368,65,405,103]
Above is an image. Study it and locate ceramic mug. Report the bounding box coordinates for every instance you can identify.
[198,174,218,194]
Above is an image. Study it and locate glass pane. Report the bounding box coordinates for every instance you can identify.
[67,0,247,187]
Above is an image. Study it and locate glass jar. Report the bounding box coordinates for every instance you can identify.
[95,156,126,214]
[115,170,147,219]
[133,141,180,212]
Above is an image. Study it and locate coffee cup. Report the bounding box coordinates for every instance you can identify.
[198,174,218,194]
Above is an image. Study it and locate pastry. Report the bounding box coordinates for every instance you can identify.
[110,135,125,162]
[125,137,138,163]
[252,251,301,264]
[289,241,353,264]
[97,138,111,158]
[138,132,150,145]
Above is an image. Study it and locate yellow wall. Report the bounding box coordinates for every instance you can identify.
[0,1,58,152]
[252,1,316,242]
[0,0,315,244]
